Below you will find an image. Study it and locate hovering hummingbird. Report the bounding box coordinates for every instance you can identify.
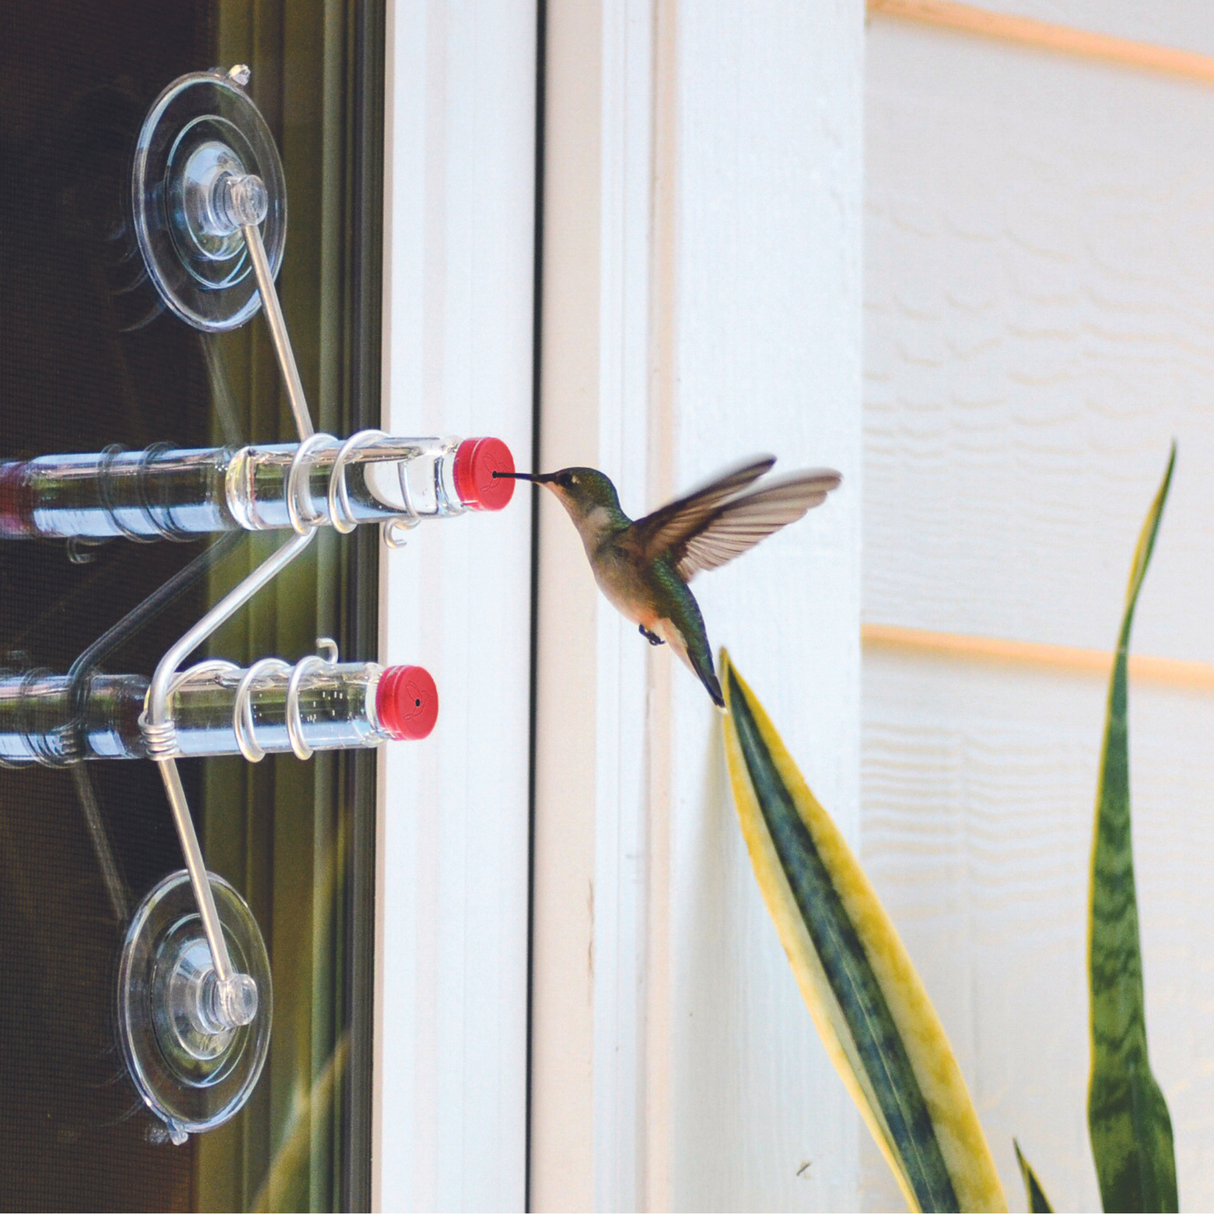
[494,456,841,707]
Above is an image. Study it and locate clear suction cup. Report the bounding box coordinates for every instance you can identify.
[118,869,272,1143]
[132,66,286,331]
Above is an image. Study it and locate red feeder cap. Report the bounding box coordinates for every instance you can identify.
[376,665,439,741]
[453,437,515,511]
[0,463,32,538]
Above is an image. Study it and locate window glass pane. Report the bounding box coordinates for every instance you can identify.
[0,1,380,1209]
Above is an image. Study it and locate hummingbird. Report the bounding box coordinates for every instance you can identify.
[494,456,841,707]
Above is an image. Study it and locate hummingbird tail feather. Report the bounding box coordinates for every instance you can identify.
[687,636,726,708]
[703,670,726,709]
[658,616,726,707]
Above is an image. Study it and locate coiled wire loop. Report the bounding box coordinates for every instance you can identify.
[284,432,334,535]
[141,642,341,762]
[283,638,339,760]
[232,657,292,762]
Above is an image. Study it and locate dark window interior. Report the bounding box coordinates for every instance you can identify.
[0,2,381,1208]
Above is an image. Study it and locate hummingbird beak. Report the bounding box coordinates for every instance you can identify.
[492,471,555,484]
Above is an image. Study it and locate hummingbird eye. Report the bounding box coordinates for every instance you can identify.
[559,472,575,488]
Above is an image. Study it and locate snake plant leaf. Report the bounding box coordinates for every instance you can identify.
[720,652,1006,1213]
[1013,1140,1053,1213]
[1088,445,1178,1213]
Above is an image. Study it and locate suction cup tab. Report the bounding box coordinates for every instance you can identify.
[132,66,286,331]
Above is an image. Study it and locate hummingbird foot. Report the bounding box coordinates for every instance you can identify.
[639,625,665,646]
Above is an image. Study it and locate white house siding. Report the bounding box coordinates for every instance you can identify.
[864,5,1214,1209]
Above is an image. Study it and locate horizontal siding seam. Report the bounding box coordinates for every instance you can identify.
[868,0,1214,86]
[863,623,1214,690]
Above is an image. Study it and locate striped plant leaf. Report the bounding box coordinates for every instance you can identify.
[720,653,1006,1213]
[1013,1140,1053,1213]
[1088,446,1178,1213]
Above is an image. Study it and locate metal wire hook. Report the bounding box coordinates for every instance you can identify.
[143,203,320,1002]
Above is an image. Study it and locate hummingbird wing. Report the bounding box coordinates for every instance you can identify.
[632,456,777,559]
[638,466,841,581]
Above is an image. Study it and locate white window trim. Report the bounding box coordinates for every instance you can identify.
[374,2,537,1209]
[530,2,865,1210]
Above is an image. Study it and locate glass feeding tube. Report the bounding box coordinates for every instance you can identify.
[0,655,437,765]
[0,434,515,541]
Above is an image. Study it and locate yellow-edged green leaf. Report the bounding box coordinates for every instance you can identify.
[1013,1139,1054,1213]
[720,652,1006,1214]
[1088,445,1178,1213]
